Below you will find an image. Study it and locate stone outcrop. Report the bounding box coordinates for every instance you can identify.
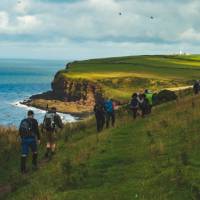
[154,90,178,105]
[23,74,103,115]
[51,76,102,107]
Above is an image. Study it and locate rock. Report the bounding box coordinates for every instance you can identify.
[30,91,54,100]
[154,90,177,105]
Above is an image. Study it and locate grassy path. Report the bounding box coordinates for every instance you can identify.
[2,93,200,199]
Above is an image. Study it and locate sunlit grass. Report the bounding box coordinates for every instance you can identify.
[4,94,200,199]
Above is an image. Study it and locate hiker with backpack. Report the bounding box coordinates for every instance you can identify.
[193,80,200,95]
[94,98,106,132]
[42,107,63,159]
[104,98,115,128]
[130,93,139,119]
[19,110,40,173]
[138,93,149,117]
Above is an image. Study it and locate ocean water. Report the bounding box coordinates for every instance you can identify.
[0,59,77,127]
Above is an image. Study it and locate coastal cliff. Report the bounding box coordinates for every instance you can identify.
[23,72,103,116]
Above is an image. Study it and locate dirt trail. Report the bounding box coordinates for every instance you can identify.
[166,85,192,92]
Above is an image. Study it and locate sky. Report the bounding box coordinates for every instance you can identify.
[0,0,200,60]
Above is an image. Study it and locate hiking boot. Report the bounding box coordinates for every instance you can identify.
[21,156,27,174]
[44,148,51,159]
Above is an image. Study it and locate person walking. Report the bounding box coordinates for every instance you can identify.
[104,98,115,128]
[19,110,40,173]
[138,94,149,117]
[193,80,200,95]
[144,89,153,114]
[94,99,106,132]
[43,107,63,160]
[130,93,139,119]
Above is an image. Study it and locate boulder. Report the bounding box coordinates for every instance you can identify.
[154,90,177,105]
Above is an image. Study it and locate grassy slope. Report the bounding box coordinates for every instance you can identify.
[56,55,200,100]
[3,94,200,200]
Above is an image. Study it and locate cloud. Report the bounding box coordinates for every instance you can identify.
[0,11,9,29]
[180,28,200,42]
[15,0,31,14]
[0,0,200,59]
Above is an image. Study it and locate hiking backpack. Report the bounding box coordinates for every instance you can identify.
[43,113,56,131]
[130,98,138,109]
[105,101,114,113]
[19,119,33,137]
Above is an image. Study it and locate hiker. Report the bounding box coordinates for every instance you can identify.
[19,110,40,173]
[104,98,115,128]
[144,89,153,114]
[94,99,106,132]
[138,94,149,117]
[130,93,139,119]
[193,80,200,95]
[43,107,63,159]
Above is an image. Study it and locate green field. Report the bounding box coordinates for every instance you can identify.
[2,94,200,199]
[65,55,200,78]
[57,55,200,100]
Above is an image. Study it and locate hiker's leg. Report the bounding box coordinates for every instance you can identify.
[21,155,27,173]
[45,142,51,158]
[48,132,56,158]
[96,115,101,132]
[102,115,105,130]
[21,138,29,173]
[106,113,110,128]
[45,132,51,158]
[142,108,145,118]
[111,112,115,127]
[149,105,152,113]
[133,108,137,119]
[30,140,38,169]
[32,153,38,170]
[51,143,56,155]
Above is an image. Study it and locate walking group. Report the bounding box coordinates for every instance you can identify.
[93,89,153,133]
[130,89,153,119]
[19,107,63,174]
[93,98,116,133]
[18,90,153,174]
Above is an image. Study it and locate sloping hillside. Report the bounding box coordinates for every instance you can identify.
[2,94,200,200]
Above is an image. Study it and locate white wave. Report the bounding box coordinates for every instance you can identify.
[11,101,46,113]
[11,100,78,123]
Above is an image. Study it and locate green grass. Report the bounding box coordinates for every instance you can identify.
[55,55,200,101]
[2,94,200,199]
[67,55,200,79]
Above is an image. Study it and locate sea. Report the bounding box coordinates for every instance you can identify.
[0,59,77,127]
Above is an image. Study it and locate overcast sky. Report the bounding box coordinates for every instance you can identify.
[0,0,200,60]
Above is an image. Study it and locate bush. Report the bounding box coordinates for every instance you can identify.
[154,90,177,105]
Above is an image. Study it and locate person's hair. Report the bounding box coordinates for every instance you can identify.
[132,93,137,98]
[27,110,34,116]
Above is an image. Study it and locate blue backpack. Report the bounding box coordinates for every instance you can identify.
[105,100,113,113]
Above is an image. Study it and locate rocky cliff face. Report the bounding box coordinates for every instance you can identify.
[23,73,104,115]
[51,76,102,106]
